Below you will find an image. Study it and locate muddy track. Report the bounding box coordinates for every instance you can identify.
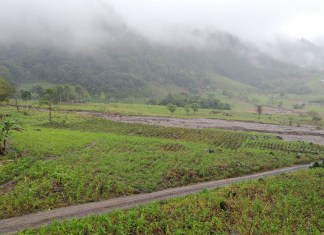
[89,113,324,145]
[0,164,313,234]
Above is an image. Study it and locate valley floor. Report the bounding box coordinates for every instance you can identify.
[0,106,323,234]
[86,112,324,145]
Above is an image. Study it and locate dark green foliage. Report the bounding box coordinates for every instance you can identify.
[184,104,191,115]
[30,84,90,104]
[219,201,229,211]
[20,90,31,101]
[167,104,177,116]
[292,103,305,109]
[20,90,31,110]
[160,93,231,110]
[190,103,199,113]
[0,77,14,102]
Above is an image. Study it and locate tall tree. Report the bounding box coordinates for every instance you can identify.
[167,104,177,116]
[39,89,55,123]
[0,77,14,103]
[308,111,322,125]
[184,104,191,115]
[190,103,199,113]
[20,90,32,110]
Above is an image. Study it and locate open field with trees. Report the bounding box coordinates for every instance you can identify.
[1,70,323,233]
[5,97,324,128]
[1,106,323,221]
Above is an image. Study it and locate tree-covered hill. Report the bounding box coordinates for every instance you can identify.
[0,26,312,98]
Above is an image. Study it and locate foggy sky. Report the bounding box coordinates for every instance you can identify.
[109,0,324,43]
[1,0,324,47]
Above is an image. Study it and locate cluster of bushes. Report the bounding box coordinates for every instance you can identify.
[19,84,90,104]
[0,77,15,102]
[166,103,199,115]
[151,92,231,110]
[307,111,322,125]
[293,103,305,109]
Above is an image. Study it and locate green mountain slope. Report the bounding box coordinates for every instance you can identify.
[0,27,312,98]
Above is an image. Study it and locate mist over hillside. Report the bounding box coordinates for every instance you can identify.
[264,38,324,70]
[0,0,323,98]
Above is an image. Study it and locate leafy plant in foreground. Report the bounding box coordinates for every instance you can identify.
[0,119,23,155]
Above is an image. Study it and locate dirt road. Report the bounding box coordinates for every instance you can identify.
[0,163,312,234]
[96,114,324,145]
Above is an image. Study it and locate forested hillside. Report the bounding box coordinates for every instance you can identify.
[0,22,312,98]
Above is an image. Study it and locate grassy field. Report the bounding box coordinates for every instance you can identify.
[1,106,323,219]
[20,168,324,234]
[10,98,324,127]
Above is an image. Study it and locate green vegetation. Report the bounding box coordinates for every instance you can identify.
[4,79,323,128]
[19,84,90,104]
[0,118,22,155]
[159,93,231,110]
[184,104,191,115]
[0,106,323,219]
[0,77,14,102]
[22,101,324,127]
[0,13,323,234]
[20,90,32,109]
[20,168,324,234]
[308,111,322,126]
[166,104,177,116]
[0,31,317,100]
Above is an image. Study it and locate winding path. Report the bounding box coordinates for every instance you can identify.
[0,163,312,234]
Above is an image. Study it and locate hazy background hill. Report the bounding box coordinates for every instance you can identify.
[265,38,324,70]
[0,1,322,99]
[0,32,313,99]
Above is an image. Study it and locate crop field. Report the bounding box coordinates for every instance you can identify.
[20,168,324,234]
[1,106,323,220]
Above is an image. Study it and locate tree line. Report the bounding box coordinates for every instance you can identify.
[149,92,231,110]
[18,84,90,104]
[0,77,90,105]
